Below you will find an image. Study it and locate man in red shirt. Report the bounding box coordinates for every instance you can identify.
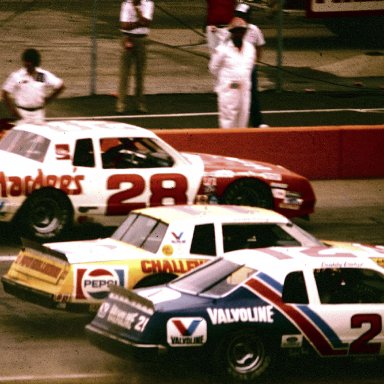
[206,0,236,53]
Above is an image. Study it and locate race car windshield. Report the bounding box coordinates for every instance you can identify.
[169,258,256,298]
[112,213,168,253]
[0,130,49,162]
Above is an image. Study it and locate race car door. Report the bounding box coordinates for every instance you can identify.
[95,137,203,222]
[311,267,384,358]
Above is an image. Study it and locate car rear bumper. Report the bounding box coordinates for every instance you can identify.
[85,323,165,358]
[1,276,91,313]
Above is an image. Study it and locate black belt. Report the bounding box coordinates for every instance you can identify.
[209,24,227,28]
[17,105,44,111]
[124,33,148,38]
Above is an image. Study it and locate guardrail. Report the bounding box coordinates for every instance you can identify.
[155,125,384,180]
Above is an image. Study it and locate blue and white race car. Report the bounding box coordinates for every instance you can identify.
[86,246,384,382]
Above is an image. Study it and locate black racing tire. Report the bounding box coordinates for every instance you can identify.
[214,330,273,382]
[15,188,74,242]
[221,179,273,209]
[134,273,178,288]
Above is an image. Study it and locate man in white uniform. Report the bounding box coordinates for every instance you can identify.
[117,0,154,114]
[234,3,268,127]
[209,17,255,128]
[2,48,65,124]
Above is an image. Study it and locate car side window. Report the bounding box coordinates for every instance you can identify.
[190,224,216,256]
[223,224,300,252]
[314,268,384,304]
[73,139,95,167]
[282,271,309,304]
[101,137,174,169]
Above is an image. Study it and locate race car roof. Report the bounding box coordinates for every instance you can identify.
[12,120,157,139]
[133,205,289,225]
[223,246,384,274]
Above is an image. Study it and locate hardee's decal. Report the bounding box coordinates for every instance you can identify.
[141,259,205,274]
[0,169,84,197]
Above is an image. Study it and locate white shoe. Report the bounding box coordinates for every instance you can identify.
[258,124,270,128]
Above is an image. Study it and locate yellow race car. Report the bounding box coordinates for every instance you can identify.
[2,205,322,312]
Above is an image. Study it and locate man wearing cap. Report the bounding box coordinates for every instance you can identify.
[234,2,268,127]
[209,17,255,128]
[2,48,65,124]
[206,0,237,54]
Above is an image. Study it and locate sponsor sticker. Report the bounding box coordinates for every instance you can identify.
[167,317,207,347]
[75,266,127,300]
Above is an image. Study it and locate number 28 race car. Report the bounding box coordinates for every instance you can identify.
[2,205,323,312]
[0,120,315,241]
[86,247,384,382]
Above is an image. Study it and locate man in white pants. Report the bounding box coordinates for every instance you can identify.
[209,17,255,128]
[2,48,65,125]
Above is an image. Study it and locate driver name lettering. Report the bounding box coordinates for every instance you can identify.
[207,306,274,325]
[0,170,84,197]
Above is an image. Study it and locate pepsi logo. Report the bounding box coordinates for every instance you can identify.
[75,267,127,300]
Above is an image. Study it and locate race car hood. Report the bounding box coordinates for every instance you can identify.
[46,237,149,264]
[189,152,291,181]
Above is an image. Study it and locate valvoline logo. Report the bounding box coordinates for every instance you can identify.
[75,267,127,300]
[167,317,207,347]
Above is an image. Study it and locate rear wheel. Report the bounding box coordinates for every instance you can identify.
[16,188,73,242]
[214,330,273,382]
[222,179,273,209]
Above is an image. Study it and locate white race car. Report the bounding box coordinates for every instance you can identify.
[0,120,315,241]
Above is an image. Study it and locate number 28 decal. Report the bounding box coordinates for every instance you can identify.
[106,173,189,215]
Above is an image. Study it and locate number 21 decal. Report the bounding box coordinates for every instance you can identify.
[350,314,382,355]
[106,173,188,215]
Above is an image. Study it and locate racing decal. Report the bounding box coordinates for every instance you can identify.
[162,244,174,256]
[171,231,186,243]
[96,302,150,332]
[281,334,303,348]
[245,274,383,357]
[141,259,205,274]
[75,267,127,300]
[15,254,64,280]
[167,317,207,346]
[55,144,71,160]
[371,258,384,268]
[106,173,189,215]
[207,306,274,325]
[0,169,84,197]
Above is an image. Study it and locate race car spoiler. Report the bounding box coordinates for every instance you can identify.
[21,238,68,262]
[108,285,155,315]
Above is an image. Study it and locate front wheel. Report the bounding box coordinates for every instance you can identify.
[214,330,273,382]
[222,179,273,209]
[15,188,73,242]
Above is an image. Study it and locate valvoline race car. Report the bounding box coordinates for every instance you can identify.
[0,120,315,241]
[1,205,322,312]
[86,247,384,382]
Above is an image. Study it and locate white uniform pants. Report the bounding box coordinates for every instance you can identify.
[16,108,45,124]
[217,83,250,129]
